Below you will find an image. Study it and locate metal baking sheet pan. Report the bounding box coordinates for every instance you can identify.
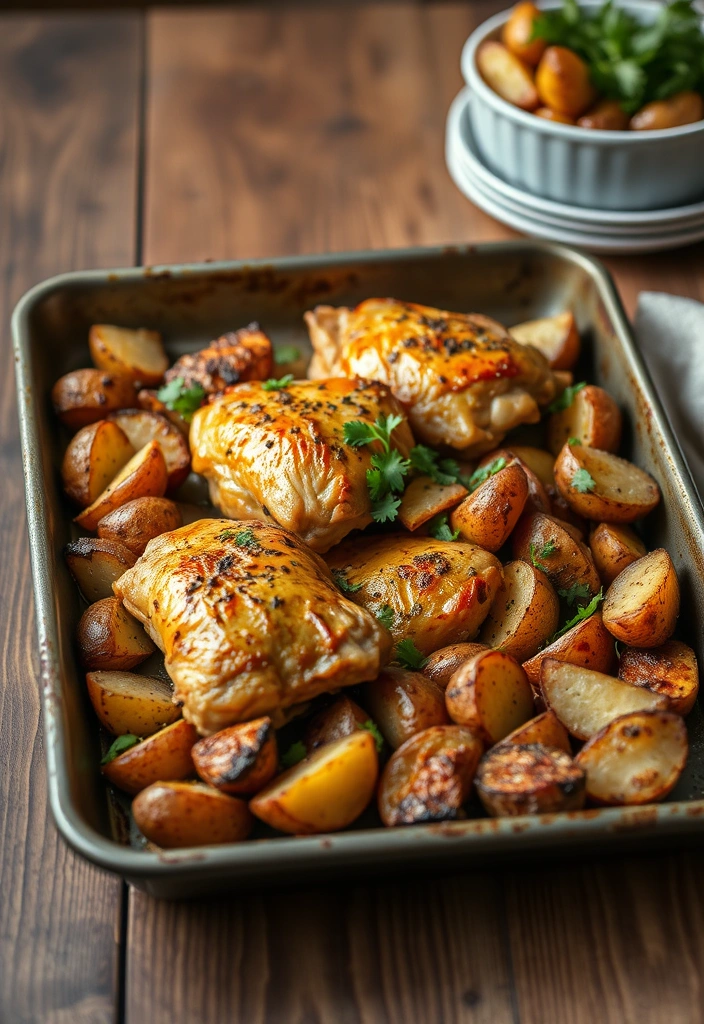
[13,242,704,898]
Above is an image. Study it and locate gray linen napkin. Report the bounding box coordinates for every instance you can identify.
[635,291,704,499]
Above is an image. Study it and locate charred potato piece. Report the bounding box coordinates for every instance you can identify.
[304,695,370,753]
[547,386,622,456]
[52,369,138,431]
[399,477,467,532]
[512,511,601,598]
[603,549,680,648]
[445,649,534,744]
[89,325,168,386]
[589,522,647,587]
[422,642,488,690]
[85,670,180,736]
[509,313,580,371]
[65,537,137,602]
[101,718,198,795]
[630,91,704,131]
[61,420,135,507]
[522,611,615,690]
[133,781,253,848]
[536,46,596,117]
[97,496,183,556]
[250,731,378,835]
[578,99,630,130]
[554,444,660,523]
[497,709,571,754]
[362,667,449,750]
[540,658,667,740]
[77,597,155,671]
[74,441,169,531]
[450,460,528,552]
[480,559,559,662]
[619,641,699,716]
[163,324,273,395]
[192,717,277,795]
[575,710,688,805]
[476,743,586,816]
[107,409,191,492]
[378,725,483,826]
[477,41,540,110]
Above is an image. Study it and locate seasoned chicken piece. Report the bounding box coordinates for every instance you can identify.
[326,535,503,656]
[305,299,566,455]
[114,519,391,734]
[189,377,414,552]
[165,323,273,396]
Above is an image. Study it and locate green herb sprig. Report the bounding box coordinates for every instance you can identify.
[157,377,205,422]
[548,588,604,644]
[101,734,140,765]
[395,638,429,670]
[428,513,460,542]
[361,719,384,753]
[331,568,362,594]
[262,374,294,391]
[343,415,410,523]
[548,381,587,415]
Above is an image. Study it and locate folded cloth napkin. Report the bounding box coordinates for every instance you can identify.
[635,291,704,500]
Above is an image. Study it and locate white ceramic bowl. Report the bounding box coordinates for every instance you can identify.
[461,0,704,210]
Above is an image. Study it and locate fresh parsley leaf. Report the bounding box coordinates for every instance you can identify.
[234,528,258,548]
[568,437,582,446]
[376,604,396,630]
[368,448,410,496]
[468,456,507,492]
[428,513,461,542]
[361,719,384,753]
[557,582,592,606]
[343,414,403,452]
[344,415,409,523]
[219,529,237,541]
[371,493,403,523]
[262,374,294,391]
[101,734,140,765]
[274,345,301,365]
[395,638,429,670]
[571,467,596,493]
[409,445,459,486]
[548,381,587,414]
[156,376,205,422]
[331,568,362,594]
[549,588,604,644]
[530,539,557,572]
[281,740,307,768]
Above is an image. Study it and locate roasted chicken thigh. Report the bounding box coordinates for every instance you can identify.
[305,299,566,455]
[114,519,391,734]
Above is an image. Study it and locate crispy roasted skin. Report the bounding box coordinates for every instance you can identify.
[189,377,414,552]
[305,298,564,455]
[326,534,502,655]
[114,519,391,735]
[165,323,273,395]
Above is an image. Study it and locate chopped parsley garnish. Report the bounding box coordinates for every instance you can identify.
[220,527,258,547]
[281,740,307,768]
[548,588,604,644]
[557,582,592,606]
[274,345,301,365]
[548,381,586,414]
[571,467,596,493]
[409,445,470,488]
[395,638,429,670]
[101,734,140,765]
[331,568,362,594]
[343,414,410,523]
[262,374,294,391]
[568,437,582,446]
[361,719,384,753]
[376,604,396,630]
[530,539,557,573]
[468,456,507,492]
[156,376,205,422]
[428,513,461,542]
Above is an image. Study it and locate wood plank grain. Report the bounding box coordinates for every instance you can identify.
[0,14,141,1023]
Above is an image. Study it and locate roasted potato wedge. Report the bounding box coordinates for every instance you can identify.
[522,610,616,689]
[378,725,484,826]
[477,41,540,110]
[501,1,546,66]
[101,718,197,795]
[554,444,660,523]
[477,449,551,514]
[578,99,630,130]
[74,441,169,531]
[497,709,571,753]
[89,324,168,386]
[250,731,378,835]
[619,640,699,716]
[512,511,601,598]
[85,670,180,736]
[422,642,488,690]
[445,649,534,744]
[107,409,190,492]
[547,385,622,455]
[97,496,183,556]
[589,522,647,587]
[476,743,586,816]
[536,46,596,117]
[65,537,137,602]
[133,781,253,848]
[398,476,467,532]
[630,90,704,131]
[504,445,555,488]
[304,695,370,753]
[450,460,528,552]
[509,313,580,371]
[362,667,449,750]
[76,597,155,671]
[192,717,278,795]
[137,388,190,436]
[540,658,667,740]
[603,549,679,647]
[61,420,135,507]
[575,710,688,805]
[480,560,559,662]
[51,369,138,431]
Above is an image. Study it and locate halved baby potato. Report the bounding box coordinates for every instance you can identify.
[74,441,169,531]
[362,667,449,750]
[603,549,680,648]
[497,709,571,754]
[504,445,555,489]
[137,388,190,436]
[554,444,660,523]
[450,460,528,551]
[477,449,551,514]
[509,312,580,371]
[304,695,369,753]
[85,670,180,736]
[52,369,138,431]
[476,743,586,816]
[522,611,616,689]
[589,522,647,587]
[540,658,667,740]
[107,409,191,492]
[398,476,467,532]
[477,41,540,110]
[547,385,622,455]
[89,324,168,386]
[250,731,378,835]
[445,649,534,744]
[77,596,155,671]
[101,718,198,795]
[133,781,253,848]
[192,717,278,796]
[512,511,601,598]
[97,496,183,556]
[378,725,484,827]
[479,559,559,662]
[65,537,137,602]
[618,640,699,716]
[61,420,135,507]
[422,642,488,690]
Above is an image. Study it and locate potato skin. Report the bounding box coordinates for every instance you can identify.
[504,446,555,488]
[480,559,559,662]
[554,444,660,523]
[399,476,468,532]
[589,522,647,587]
[478,449,551,514]
[578,99,629,130]
[97,496,183,556]
[74,441,169,531]
[89,325,168,385]
[51,369,138,431]
[304,695,369,752]
[378,725,483,826]
[630,90,704,131]
[133,781,252,848]
[445,650,534,744]
[422,642,488,690]
[85,670,180,736]
[477,41,540,110]
[603,549,679,647]
[101,718,198,795]
[65,537,137,602]
[522,611,616,689]
[363,667,449,750]
[61,420,135,507]
[618,641,699,716]
[450,461,528,552]
[77,597,155,671]
[547,385,622,456]
[536,46,596,117]
[192,717,277,795]
[476,743,586,816]
[512,511,601,598]
[497,709,571,754]
[501,1,546,66]
[107,409,191,493]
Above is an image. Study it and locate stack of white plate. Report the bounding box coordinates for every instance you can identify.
[446,88,704,254]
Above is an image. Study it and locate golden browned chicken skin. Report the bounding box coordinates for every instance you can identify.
[189,377,414,552]
[326,534,503,655]
[114,519,391,735]
[165,323,273,396]
[305,299,565,455]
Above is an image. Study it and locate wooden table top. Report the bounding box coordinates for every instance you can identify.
[2,5,704,1022]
